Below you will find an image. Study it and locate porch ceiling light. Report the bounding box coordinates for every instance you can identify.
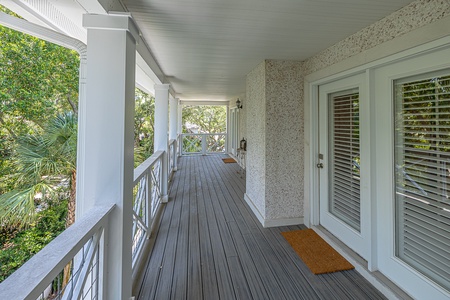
[236,98,243,109]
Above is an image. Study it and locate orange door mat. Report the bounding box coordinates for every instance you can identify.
[222,158,237,163]
[281,229,354,275]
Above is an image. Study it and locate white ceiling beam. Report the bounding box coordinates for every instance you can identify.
[181,100,230,106]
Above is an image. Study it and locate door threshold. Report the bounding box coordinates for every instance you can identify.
[312,225,413,300]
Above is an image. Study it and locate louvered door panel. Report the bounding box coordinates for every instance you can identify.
[329,91,361,232]
[394,73,450,291]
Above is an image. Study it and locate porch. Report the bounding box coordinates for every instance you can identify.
[135,154,386,300]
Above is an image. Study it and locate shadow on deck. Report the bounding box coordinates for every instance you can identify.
[136,154,386,300]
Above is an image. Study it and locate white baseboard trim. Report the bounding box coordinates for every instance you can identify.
[264,216,304,228]
[244,193,265,225]
[244,193,304,228]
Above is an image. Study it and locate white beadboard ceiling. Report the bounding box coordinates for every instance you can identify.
[3,0,415,101]
[122,0,414,101]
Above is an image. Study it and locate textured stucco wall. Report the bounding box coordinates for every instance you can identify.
[303,0,450,75]
[246,62,266,216]
[265,60,304,219]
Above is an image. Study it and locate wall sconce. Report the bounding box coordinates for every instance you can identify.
[236,98,243,109]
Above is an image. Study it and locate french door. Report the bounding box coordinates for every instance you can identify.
[375,48,450,299]
[229,108,239,156]
[318,74,370,259]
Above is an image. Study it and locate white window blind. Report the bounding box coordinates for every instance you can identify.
[329,91,360,231]
[394,73,450,291]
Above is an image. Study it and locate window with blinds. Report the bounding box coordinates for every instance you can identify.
[394,73,450,291]
[329,90,361,232]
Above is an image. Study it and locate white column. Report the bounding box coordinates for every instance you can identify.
[225,104,230,153]
[169,97,178,141]
[177,99,183,156]
[79,13,139,300]
[154,84,170,202]
[169,96,178,170]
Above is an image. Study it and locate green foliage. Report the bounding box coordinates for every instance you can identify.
[181,105,227,153]
[0,199,67,282]
[182,105,227,134]
[0,7,80,198]
[0,112,77,227]
[134,88,155,166]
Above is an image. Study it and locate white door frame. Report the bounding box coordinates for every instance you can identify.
[318,73,371,260]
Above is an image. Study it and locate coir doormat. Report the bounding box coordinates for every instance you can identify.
[222,158,236,163]
[281,229,354,274]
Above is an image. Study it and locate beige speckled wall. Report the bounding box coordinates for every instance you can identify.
[246,62,266,217]
[303,0,450,75]
[246,60,303,224]
[265,60,303,220]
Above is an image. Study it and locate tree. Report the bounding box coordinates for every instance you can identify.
[134,88,155,166]
[0,112,77,228]
[182,105,227,134]
[181,105,227,153]
[0,5,79,196]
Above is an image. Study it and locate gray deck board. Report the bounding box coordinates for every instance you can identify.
[136,155,387,300]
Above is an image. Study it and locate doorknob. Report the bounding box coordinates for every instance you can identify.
[317,163,324,169]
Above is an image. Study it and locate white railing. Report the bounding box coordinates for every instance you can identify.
[131,150,164,270]
[0,150,172,299]
[181,133,227,155]
[0,205,114,300]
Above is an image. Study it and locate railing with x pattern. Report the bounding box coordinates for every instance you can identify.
[181,133,227,155]
[131,150,164,270]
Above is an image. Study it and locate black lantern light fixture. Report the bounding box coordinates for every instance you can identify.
[236,98,243,109]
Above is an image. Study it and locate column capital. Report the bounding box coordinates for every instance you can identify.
[83,13,139,42]
[154,83,171,91]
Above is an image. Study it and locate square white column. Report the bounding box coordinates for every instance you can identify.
[154,84,170,202]
[78,13,139,300]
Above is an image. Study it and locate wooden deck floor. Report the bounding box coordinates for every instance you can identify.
[136,154,386,300]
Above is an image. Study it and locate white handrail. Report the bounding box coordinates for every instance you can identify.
[134,150,164,184]
[0,205,115,300]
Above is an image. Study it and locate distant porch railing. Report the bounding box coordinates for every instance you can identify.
[181,133,227,155]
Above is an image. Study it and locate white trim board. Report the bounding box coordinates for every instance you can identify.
[244,193,303,228]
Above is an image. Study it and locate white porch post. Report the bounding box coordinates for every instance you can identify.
[178,99,183,156]
[225,104,230,153]
[79,14,138,300]
[169,96,178,170]
[154,84,170,202]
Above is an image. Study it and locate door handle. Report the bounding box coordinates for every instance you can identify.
[317,163,324,169]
